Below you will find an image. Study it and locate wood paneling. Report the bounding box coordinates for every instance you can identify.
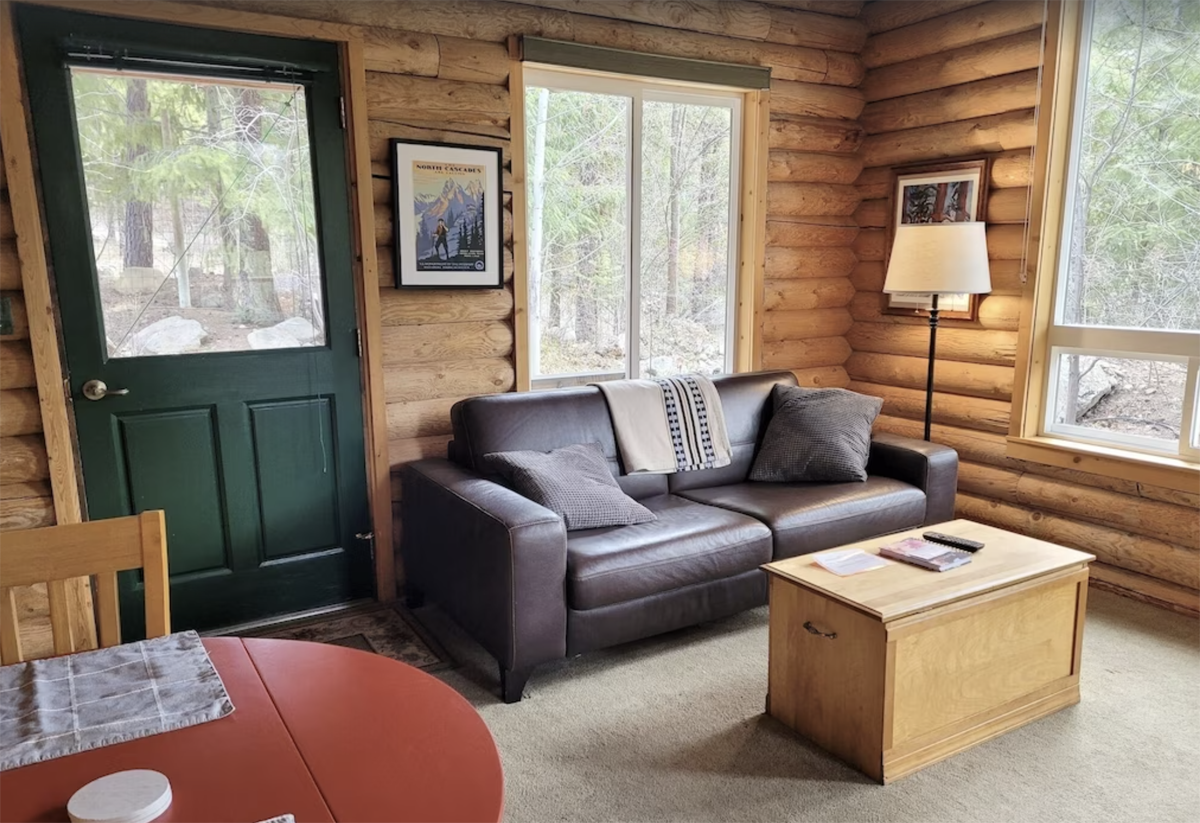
[862,1,1045,69]
[861,69,1039,134]
[862,29,1042,102]
[201,0,866,86]
[770,115,865,153]
[768,151,863,184]
[853,0,1195,612]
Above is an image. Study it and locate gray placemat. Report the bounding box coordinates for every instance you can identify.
[0,630,234,771]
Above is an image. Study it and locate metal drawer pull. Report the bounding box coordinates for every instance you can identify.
[803,621,837,640]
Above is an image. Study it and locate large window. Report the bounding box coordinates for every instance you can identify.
[1027,0,1199,463]
[522,67,742,388]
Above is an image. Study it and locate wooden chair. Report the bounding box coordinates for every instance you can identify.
[0,510,169,663]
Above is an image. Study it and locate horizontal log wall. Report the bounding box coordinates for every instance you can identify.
[210,0,869,578]
[0,137,58,658]
[0,159,52,528]
[852,1,1199,616]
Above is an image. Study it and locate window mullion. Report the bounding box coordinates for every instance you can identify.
[1180,357,1200,458]
[723,97,742,373]
[627,89,643,380]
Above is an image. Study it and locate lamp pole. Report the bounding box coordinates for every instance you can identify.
[924,294,939,442]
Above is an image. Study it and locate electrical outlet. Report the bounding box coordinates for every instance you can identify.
[0,295,13,336]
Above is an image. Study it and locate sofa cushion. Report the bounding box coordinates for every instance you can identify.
[484,442,656,531]
[667,370,798,493]
[566,494,772,610]
[749,386,883,483]
[676,477,926,560]
[453,388,669,500]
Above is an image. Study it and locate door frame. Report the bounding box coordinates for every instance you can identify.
[0,0,394,609]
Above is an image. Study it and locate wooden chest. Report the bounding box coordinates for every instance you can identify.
[764,520,1093,783]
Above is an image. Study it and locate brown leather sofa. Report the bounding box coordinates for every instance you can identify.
[399,371,957,702]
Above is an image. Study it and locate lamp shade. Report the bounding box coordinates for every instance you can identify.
[883,222,992,295]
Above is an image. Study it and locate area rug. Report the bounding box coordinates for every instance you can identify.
[240,604,450,672]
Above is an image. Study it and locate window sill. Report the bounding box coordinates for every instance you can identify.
[1006,435,1200,494]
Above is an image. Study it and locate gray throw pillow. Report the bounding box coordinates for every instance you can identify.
[483,442,656,531]
[749,385,883,483]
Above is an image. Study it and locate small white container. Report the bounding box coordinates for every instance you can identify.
[67,770,172,823]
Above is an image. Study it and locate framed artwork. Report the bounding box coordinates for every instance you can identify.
[390,139,504,289]
[885,159,989,320]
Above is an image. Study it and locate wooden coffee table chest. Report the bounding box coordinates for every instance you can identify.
[763,519,1094,783]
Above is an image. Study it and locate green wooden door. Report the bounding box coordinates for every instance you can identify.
[17,6,373,635]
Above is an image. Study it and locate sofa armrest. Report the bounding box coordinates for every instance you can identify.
[867,433,959,525]
[399,458,568,675]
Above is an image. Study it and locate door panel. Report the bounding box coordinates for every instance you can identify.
[118,408,230,576]
[17,6,373,636]
[249,397,341,559]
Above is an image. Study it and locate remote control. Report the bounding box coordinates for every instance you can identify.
[922,532,985,552]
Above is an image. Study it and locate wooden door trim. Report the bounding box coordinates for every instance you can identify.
[0,1,95,646]
[508,53,531,392]
[11,0,395,602]
[343,39,394,600]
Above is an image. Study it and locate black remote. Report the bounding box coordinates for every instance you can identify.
[922,531,985,553]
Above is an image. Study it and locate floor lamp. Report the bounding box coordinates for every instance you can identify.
[882,223,992,441]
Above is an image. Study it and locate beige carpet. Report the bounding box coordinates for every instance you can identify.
[416,589,1200,823]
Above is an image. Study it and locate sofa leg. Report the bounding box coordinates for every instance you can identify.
[499,665,533,704]
[404,587,425,609]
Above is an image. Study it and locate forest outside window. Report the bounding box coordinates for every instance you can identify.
[1022,0,1199,464]
[522,67,743,388]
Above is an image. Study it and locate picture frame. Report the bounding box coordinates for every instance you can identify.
[884,158,989,321]
[390,139,504,289]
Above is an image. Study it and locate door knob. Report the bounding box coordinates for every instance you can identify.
[81,379,129,401]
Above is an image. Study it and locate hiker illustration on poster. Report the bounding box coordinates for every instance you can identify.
[390,139,503,289]
[412,159,487,272]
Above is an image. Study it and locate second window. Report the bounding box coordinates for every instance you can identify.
[523,67,742,388]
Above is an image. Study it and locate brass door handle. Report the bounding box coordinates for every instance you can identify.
[81,379,130,401]
[803,621,837,640]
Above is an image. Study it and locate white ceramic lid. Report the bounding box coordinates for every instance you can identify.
[67,770,172,823]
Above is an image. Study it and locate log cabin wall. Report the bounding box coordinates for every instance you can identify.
[850,0,1200,616]
[196,0,870,580]
[0,137,69,656]
[0,143,53,533]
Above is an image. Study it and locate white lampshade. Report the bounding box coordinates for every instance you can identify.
[883,222,992,295]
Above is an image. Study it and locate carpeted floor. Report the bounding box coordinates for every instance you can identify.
[412,589,1200,823]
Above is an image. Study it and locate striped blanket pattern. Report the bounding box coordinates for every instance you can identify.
[656,375,725,472]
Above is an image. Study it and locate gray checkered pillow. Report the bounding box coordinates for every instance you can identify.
[483,442,656,531]
[749,385,883,483]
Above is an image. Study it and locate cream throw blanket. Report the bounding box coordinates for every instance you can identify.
[596,375,732,474]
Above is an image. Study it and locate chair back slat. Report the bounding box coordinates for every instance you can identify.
[1,588,22,665]
[140,511,171,639]
[1,520,148,587]
[46,580,75,655]
[0,511,170,662]
[95,571,121,648]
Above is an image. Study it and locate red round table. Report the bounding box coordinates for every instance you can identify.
[0,638,504,823]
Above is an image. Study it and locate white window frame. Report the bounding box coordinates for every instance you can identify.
[1014,0,1200,475]
[521,65,744,389]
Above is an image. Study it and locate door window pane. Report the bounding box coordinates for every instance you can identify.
[525,87,630,380]
[1058,1,1200,332]
[1049,352,1186,448]
[70,67,326,357]
[639,100,733,378]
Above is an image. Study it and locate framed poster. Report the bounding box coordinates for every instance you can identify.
[885,159,988,320]
[390,139,504,289]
